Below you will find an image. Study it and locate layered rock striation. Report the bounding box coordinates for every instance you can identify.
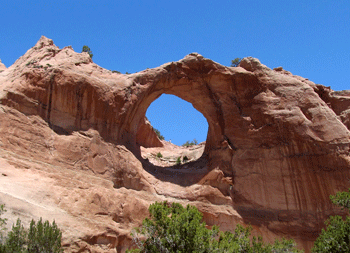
[0,36,350,252]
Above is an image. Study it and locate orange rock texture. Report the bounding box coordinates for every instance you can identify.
[1,36,350,252]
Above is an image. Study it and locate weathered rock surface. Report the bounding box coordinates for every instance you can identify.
[141,141,205,167]
[136,118,163,148]
[1,36,350,252]
[0,60,6,71]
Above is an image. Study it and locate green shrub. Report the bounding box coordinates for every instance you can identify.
[27,218,63,253]
[5,219,27,253]
[312,216,350,252]
[182,139,198,147]
[128,201,301,252]
[82,45,93,59]
[0,205,63,252]
[156,152,163,158]
[312,188,350,252]
[183,156,188,163]
[154,128,164,140]
[175,157,181,165]
[231,58,242,67]
[0,205,7,245]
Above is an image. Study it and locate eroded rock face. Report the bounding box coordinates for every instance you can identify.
[136,118,163,148]
[0,60,6,71]
[1,36,350,252]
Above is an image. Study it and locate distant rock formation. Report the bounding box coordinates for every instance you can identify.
[0,36,350,252]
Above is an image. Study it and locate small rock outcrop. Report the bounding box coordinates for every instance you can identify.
[0,59,6,71]
[0,36,350,252]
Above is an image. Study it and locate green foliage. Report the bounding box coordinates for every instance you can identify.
[82,45,93,58]
[175,157,181,165]
[154,128,164,140]
[312,189,350,252]
[231,58,242,67]
[27,218,63,253]
[312,216,350,252]
[183,156,189,163]
[156,152,163,158]
[5,219,27,253]
[330,188,350,209]
[128,201,302,253]
[0,205,63,252]
[26,60,37,66]
[0,205,6,253]
[182,138,198,147]
[0,204,7,244]
[128,202,218,253]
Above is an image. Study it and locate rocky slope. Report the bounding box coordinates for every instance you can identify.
[1,36,350,252]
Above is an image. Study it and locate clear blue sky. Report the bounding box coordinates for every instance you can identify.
[1,1,349,145]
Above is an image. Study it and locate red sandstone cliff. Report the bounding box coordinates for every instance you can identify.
[0,36,350,252]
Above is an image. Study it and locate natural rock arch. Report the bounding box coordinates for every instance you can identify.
[134,80,224,160]
[122,54,264,178]
[112,53,350,239]
[2,37,350,251]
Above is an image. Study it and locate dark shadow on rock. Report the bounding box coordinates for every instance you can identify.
[49,124,72,135]
[140,155,209,187]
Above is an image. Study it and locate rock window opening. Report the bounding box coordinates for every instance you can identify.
[141,94,208,167]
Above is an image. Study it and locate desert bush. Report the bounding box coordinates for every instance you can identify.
[156,152,163,158]
[0,205,7,245]
[82,45,93,58]
[0,205,63,252]
[182,138,198,147]
[128,201,302,252]
[154,128,164,140]
[312,188,350,252]
[183,156,189,162]
[27,218,63,252]
[231,58,242,67]
[5,219,27,253]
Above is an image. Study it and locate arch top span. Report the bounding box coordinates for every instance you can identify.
[120,54,269,175]
[119,53,350,179]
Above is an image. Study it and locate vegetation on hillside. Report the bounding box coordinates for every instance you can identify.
[154,128,164,140]
[312,188,350,252]
[231,58,242,67]
[82,45,93,59]
[0,204,63,252]
[182,139,198,147]
[2,186,350,252]
[127,201,302,253]
[175,157,182,165]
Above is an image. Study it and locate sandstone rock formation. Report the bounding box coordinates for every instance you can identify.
[1,36,350,252]
[0,60,6,71]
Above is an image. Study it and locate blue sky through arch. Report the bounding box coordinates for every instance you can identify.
[146,94,208,146]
